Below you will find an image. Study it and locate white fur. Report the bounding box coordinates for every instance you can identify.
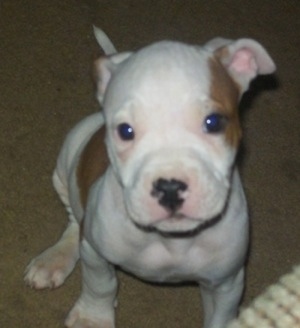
[25,29,275,328]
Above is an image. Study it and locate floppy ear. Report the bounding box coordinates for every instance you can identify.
[94,52,132,104]
[205,38,276,93]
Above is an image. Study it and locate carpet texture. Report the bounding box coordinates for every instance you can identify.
[229,265,300,327]
[0,1,299,327]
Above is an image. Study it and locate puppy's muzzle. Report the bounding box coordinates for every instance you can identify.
[151,178,187,212]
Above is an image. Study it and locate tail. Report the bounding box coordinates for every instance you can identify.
[93,26,117,55]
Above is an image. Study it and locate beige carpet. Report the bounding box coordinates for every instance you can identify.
[0,1,299,327]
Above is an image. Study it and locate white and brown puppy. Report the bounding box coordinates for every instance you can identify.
[25,28,276,328]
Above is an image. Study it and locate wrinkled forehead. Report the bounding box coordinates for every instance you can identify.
[104,41,214,112]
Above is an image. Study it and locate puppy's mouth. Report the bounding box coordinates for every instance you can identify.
[133,213,223,238]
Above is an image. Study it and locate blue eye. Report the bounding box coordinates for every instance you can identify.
[204,113,228,133]
[117,123,135,140]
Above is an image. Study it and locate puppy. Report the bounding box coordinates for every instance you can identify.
[25,28,276,328]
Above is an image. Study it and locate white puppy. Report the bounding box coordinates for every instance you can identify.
[25,28,276,328]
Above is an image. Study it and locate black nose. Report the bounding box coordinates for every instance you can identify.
[151,178,187,212]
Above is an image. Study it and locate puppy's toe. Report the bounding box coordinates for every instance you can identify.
[25,260,65,289]
[24,247,77,289]
[65,303,115,328]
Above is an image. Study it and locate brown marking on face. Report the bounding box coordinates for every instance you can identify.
[209,56,241,148]
[214,47,230,66]
[77,127,109,209]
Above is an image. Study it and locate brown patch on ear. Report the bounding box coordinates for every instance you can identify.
[213,47,242,93]
[214,46,230,61]
[209,57,242,148]
[77,127,109,209]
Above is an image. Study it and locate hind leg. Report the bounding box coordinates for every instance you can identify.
[24,170,80,289]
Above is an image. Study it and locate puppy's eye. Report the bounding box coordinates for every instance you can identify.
[117,123,135,141]
[204,113,228,133]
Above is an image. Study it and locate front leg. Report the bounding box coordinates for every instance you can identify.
[65,239,117,328]
[200,268,244,328]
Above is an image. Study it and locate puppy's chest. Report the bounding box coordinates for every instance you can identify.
[109,238,215,282]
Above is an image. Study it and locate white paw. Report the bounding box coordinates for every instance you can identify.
[65,302,115,328]
[24,246,77,289]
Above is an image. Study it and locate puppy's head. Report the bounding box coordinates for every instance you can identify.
[94,38,275,234]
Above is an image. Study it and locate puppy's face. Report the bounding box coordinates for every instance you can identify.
[95,39,275,233]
